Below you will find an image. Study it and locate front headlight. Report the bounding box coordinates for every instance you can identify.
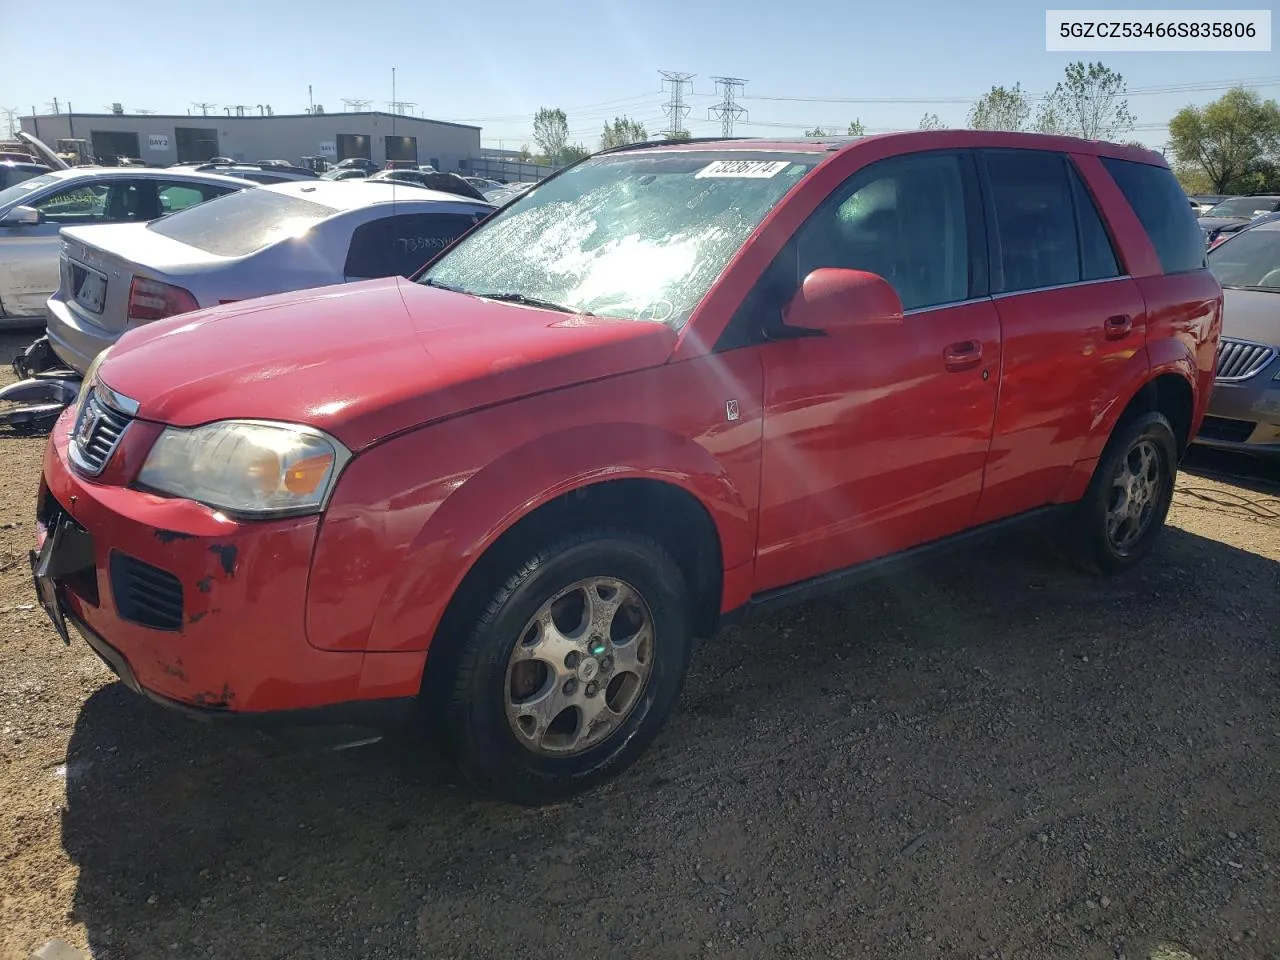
[137,420,351,518]
[72,346,112,420]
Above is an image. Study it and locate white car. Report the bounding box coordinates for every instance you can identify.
[46,179,495,373]
[0,167,251,328]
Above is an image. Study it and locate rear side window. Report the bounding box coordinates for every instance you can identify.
[1100,157,1205,275]
[1067,163,1121,281]
[148,188,336,257]
[343,212,484,278]
[983,149,1080,292]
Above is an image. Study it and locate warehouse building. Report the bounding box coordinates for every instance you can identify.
[20,110,482,172]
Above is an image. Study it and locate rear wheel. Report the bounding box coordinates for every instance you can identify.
[441,528,693,805]
[1060,410,1178,574]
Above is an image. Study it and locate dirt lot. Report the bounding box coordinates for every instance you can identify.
[0,331,1278,960]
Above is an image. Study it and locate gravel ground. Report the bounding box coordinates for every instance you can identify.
[1,330,1278,960]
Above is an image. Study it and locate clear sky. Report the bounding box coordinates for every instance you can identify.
[0,0,1275,151]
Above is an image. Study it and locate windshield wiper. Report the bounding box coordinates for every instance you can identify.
[421,277,466,293]
[474,292,591,315]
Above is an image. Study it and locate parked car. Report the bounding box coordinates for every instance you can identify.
[30,132,1218,805]
[482,181,536,204]
[0,160,52,190]
[365,169,487,201]
[1194,216,1280,456]
[1188,194,1231,216]
[464,176,504,193]
[0,167,251,327]
[335,158,379,174]
[1198,195,1280,246]
[321,168,369,181]
[45,179,493,373]
[190,162,319,184]
[384,159,417,170]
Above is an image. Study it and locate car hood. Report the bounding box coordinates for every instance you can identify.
[95,278,677,451]
[1220,287,1280,346]
[1198,217,1249,233]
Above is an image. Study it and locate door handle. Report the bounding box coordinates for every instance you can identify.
[1104,314,1133,340]
[943,340,983,372]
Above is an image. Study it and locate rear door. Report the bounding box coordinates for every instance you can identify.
[971,148,1148,525]
[343,210,487,280]
[0,177,150,317]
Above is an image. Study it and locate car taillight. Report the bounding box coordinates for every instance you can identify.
[127,277,199,322]
[1207,235,1228,251]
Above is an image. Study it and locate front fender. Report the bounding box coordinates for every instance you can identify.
[305,353,765,654]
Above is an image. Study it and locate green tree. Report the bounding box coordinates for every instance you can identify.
[533,107,569,164]
[967,84,1031,132]
[1037,61,1135,140]
[918,112,944,130]
[664,130,692,141]
[600,116,648,150]
[560,143,591,164]
[804,127,830,137]
[1168,86,1280,193]
[517,144,532,162]
[847,119,866,136]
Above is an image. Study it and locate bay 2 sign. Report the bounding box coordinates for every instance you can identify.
[147,135,170,152]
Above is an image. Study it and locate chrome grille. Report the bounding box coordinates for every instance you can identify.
[1215,338,1276,382]
[69,388,133,476]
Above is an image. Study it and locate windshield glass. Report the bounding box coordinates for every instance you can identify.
[0,172,59,210]
[419,150,819,327]
[147,188,337,257]
[1208,227,1280,291]
[1206,197,1279,219]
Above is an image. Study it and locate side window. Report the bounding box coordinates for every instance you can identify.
[158,182,220,214]
[344,212,483,279]
[1067,162,1121,281]
[795,151,971,311]
[983,149,1080,293]
[1100,156,1205,275]
[34,183,110,224]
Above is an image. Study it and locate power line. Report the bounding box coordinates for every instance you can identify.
[660,71,695,138]
[342,98,372,111]
[709,77,748,137]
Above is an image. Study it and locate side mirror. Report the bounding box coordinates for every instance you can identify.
[782,268,904,334]
[0,205,40,227]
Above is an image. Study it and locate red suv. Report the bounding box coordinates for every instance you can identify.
[31,132,1220,804]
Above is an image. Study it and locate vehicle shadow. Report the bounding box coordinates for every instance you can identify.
[1182,444,1280,497]
[60,525,1280,960]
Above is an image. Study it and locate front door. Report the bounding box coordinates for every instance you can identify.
[753,150,1002,592]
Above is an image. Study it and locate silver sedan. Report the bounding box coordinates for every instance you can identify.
[46,179,494,374]
[1195,217,1280,457]
[0,167,252,328]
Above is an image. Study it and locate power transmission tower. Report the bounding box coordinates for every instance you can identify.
[386,100,416,116]
[192,102,217,116]
[659,71,694,137]
[709,77,747,137]
[342,98,372,112]
[1,107,18,139]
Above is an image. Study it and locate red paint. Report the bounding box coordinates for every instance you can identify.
[36,132,1221,720]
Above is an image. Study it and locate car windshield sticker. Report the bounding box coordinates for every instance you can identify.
[694,159,791,179]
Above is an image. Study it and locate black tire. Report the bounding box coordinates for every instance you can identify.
[441,527,693,805]
[1060,410,1178,575]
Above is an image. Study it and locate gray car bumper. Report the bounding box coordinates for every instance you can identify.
[1193,360,1280,456]
[45,293,117,376]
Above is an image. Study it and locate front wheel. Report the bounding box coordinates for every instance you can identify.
[441,528,694,805]
[1061,410,1179,575]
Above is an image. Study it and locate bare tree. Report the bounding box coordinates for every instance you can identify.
[533,107,569,164]
[1039,61,1135,140]
[918,112,944,130]
[968,84,1031,132]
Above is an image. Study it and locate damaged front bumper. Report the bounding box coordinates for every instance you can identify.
[34,405,424,726]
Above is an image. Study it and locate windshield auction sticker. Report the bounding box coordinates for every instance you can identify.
[695,160,791,179]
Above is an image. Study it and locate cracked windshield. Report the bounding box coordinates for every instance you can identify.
[0,1,1278,959]
[422,154,815,325]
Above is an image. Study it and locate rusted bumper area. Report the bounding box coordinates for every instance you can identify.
[36,409,426,722]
